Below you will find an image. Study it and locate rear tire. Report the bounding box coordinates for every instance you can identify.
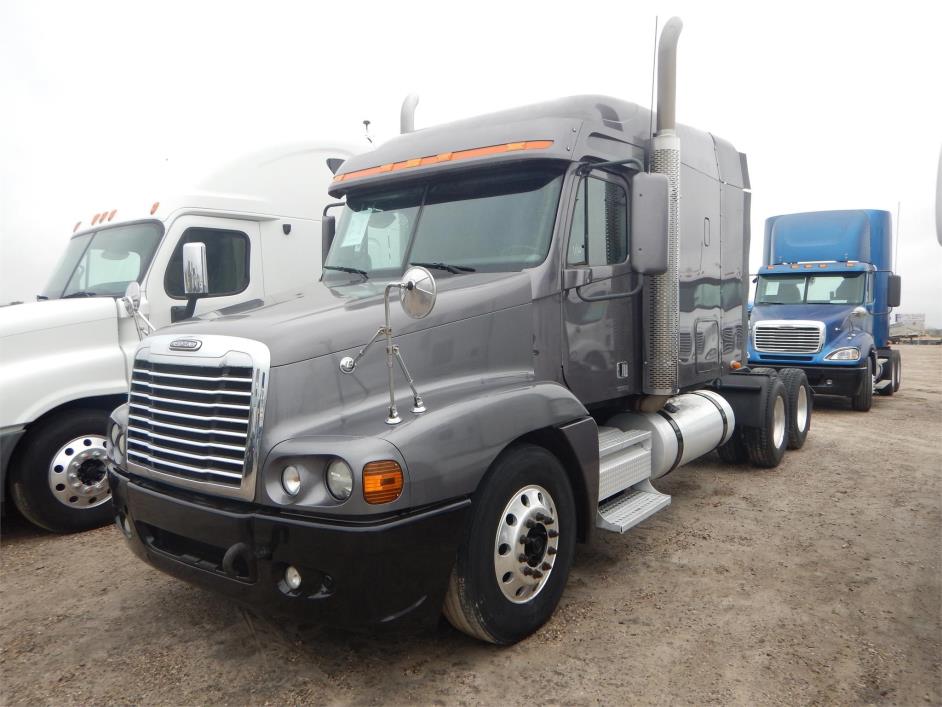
[878,350,901,396]
[716,429,748,464]
[851,357,874,412]
[9,408,113,533]
[778,368,812,449]
[742,377,788,468]
[892,350,901,392]
[443,444,576,645]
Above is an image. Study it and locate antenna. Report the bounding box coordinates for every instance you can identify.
[895,200,902,270]
[362,119,373,144]
[647,14,658,170]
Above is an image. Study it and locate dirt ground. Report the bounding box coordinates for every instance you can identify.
[2,347,940,706]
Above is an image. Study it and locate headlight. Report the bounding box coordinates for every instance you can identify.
[282,465,301,496]
[325,459,354,500]
[826,347,860,361]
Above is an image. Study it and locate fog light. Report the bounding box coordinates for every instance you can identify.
[282,465,301,496]
[325,459,354,500]
[284,565,302,590]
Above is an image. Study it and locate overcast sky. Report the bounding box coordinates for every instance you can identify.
[2,1,940,323]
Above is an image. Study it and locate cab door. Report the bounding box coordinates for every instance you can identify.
[561,170,641,404]
[143,215,263,328]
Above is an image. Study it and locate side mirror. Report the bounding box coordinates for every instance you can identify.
[122,281,141,314]
[399,266,437,319]
[630,172,669,275]
[182,242,209,295]
[322,215,336,263]
[887,274,902,308]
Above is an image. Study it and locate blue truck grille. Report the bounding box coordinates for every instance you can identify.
[753,322,824,354]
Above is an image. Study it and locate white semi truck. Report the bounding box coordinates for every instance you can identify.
[0,143,354,532]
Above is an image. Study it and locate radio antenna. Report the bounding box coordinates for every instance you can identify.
[362,119,373,144]
[648,15,659,171]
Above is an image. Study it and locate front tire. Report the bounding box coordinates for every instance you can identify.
[9,408,114,533]
[443,444,576,645]
[851,357,874,412]
[892,350,901,392]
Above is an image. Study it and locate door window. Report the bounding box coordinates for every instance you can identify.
[567,175,629,266]
[165,227,250,298]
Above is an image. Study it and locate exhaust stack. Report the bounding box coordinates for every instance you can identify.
[400,94,419,134]
[643,16,683,397]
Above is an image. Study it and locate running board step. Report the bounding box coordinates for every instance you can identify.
[597,426,652,501]
[596,480,671,533]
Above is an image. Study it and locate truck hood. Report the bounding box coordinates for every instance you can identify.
[751,302,869,348]
[0,298,119,338]
[166,272,534,366]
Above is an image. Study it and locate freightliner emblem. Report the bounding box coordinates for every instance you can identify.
[169,339,202,352]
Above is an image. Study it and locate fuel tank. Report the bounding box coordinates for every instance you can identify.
[607,390,734,479]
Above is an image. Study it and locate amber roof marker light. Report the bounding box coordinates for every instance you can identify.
[333,140,554,183]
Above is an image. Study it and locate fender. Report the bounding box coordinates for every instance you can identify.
[384,380,592,508]
[0,300,127,428]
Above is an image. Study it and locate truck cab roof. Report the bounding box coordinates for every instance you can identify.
[330,95,748,197]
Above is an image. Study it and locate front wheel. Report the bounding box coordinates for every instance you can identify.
[9,408,114,533]
[851,357,874,412]
[443,444,576,644]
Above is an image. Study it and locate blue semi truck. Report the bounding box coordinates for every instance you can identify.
[748,209,902,411]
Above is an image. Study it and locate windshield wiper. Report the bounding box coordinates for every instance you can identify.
[323,265,368,279]
[410,261,476,274]
[62,291,97,298]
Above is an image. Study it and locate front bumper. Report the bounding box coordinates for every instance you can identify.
[109,469,469,629]
[751,363,868,398]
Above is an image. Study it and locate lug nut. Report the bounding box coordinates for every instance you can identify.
[547,546,557,555]
[532,570,543,579]
[541,562,551,571]
[518,554,528,563]
[521,566,533,576]
[548,529,559,538]
[525,519,536,529]
[519,535,528,544]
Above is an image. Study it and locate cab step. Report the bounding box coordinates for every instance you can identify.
[597,426,652,501]
[596,480,671,533]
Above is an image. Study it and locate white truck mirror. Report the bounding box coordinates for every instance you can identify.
[182,242,209,295]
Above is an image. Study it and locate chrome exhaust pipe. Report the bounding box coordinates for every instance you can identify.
[400,94,419,134]
[644,17,683,396]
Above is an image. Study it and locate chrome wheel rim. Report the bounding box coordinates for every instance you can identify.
[795,385,809,432]
[772,396,786,449]
[48,434,111,509]
[493,485,558,604]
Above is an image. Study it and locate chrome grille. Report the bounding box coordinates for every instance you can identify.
[753,321,824,354]
[127,362,253,486]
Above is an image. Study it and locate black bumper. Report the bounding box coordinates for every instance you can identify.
[109,469,469,629]
[759,364,868,398]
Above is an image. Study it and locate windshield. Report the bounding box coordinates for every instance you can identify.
[41,221,164,299]
[755,272,866,305]
[323,165,565,281]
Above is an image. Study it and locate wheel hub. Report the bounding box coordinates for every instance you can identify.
[493,485,559,604]
[48,434,111,509]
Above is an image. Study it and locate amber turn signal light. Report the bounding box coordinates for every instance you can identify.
[362,460,403,504]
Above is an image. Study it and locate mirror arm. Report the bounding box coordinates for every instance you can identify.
[393,345,426,413]
[575,274,644,302]
[339,327,386,374]
[323,202,345,217]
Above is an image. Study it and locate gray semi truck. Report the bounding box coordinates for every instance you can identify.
[105,19,813,644]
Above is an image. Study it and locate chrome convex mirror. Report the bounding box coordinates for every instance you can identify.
[182,242,209,295]
[339,267,437,424]
[122,281,155,337]
[399,266,437,319]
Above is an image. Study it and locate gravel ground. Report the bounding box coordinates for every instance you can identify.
[2,347,940,706]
